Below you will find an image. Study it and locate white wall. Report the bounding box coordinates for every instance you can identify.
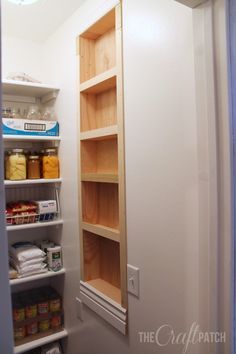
[2,36,44,81]
[2,1,202,353]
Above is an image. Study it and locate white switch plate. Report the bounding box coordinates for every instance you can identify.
[76,297,83,320]
[127,264,140,298]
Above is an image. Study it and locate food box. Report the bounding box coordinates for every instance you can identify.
[2,118,59,137]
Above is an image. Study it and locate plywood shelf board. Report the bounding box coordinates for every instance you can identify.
[80,68,116,94]
[80,125,118,141]
[86,278,121,304]
[82,222,120,242]
[81,173,118,183]
[80,8,116,40]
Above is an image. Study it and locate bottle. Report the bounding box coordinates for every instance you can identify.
[27,155,41,179]
[42,149,59,179]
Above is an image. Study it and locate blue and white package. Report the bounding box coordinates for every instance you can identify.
[2,118,59,136]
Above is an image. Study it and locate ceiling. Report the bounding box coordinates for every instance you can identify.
[2,0,86,42]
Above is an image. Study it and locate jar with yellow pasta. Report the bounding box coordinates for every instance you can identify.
[9,149,26,180]
[42,149,59,179]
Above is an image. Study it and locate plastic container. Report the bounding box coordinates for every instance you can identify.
[9,149,26,180]
[42,149,59,179]
[27,155,41,179]
[47,246,62,272]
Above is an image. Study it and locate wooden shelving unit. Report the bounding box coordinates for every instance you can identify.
[77,4,127,333]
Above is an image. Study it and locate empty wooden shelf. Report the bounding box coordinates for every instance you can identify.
[82,182,119,229]
[80,87,117,132]
[83,231,121,303]
[77,3,127,333]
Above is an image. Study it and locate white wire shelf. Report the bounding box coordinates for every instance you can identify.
[7,219,63,231]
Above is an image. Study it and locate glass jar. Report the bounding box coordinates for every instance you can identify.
[42,149,59,179]
[27,155,41,179]
[5,150,11,180]
[9,149,26,180]
[27,105,41,120]
[42,107,57,121]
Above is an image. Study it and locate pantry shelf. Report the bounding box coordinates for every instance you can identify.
[86,279,121,304]
[82,222,120,242]
[2,79,60,98]
[14,329,68,354]
[3,135,61,142]
[81,173,118,183]
[80,68,117,94]
[4,178,62,186]
[80,125,118,141]
[10,268,66,286]
[7,219,63,231]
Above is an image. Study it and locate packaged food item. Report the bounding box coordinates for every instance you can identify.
[42,107,57,121]
[26,321,38,336]
[38,293,49,315]
[49,292,61,313]
[50,315,62,330]
[12,301,25,322]
[39,319,50,332]
[9,266,18,279]
[47,246,62,272]
[25,300,37,319]
[14,326,26,341]
[42,149,59,179]
[7,201,38,225]
[9,149,26,180]
[27,155,41,179]
[35,200,57,221]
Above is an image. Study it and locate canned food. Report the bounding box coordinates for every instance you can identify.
[39,319,50,332]
[26,321,38,336]
[14,326,26,341]
[50,315,62,330]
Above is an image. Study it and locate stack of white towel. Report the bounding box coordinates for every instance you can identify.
[10,242,47,278]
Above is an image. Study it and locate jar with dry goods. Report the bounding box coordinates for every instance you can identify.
[9,149,26,180]
[42,149,59,179]
[27,155,41,179]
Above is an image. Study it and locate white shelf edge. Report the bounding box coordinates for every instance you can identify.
[2,79,60,91]
[10,268,66,285]
[14,329,68,354]
[5,178,62,186]
[3,134,61,142]
[7,219,63,231]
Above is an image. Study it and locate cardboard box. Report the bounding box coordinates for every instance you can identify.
[2,118,59,136]
[35,200,57,214]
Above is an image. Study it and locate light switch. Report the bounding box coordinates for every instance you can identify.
[127,264,140,298]
[76,297,83,320]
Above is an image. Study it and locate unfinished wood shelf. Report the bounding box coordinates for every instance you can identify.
[80,68,116,94]
[82,221,120,242]
[81,137,118,175]
[83,230,121,303]
[82,182,119,229]
[80,86,117,132]
[80,125,118,141]
[78,3,127,333]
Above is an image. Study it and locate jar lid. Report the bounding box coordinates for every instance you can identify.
[28,155,40,160]
[45,148,56,153]
[12,149,24,153]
